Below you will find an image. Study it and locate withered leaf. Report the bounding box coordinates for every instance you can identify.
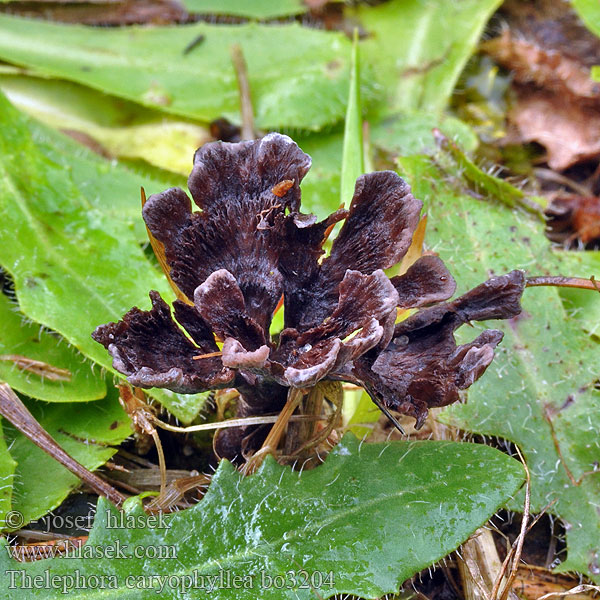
[484,4,600,169]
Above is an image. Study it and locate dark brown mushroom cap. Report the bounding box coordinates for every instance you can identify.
[274,269,399,387]
[392,254,457,309]
[354,270,526,428]
[281,170,424,332]
[92,291,234,394]
[142,133,312,336]
[91,133,526,437]
[273,169,456,386]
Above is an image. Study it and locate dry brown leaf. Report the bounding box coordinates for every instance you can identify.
[514,565,599,600]
[483,29,600,101]
[546,193,600,245]
[484,4,600,170]
[509,88,600,170]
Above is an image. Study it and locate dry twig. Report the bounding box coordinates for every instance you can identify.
[0,383,125,507]
[230,43,255,140]
[118,385,167,498]
[490,446,531,600]
[242,387,305,475]
[0,355,71,381]
[537,586,600,599]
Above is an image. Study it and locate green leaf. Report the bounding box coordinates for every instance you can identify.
[396,151,600,583]
[0,421,16,529]
[353,0,501,115]
[436,133,545,216]
[295,130,344,219]
[0,15,356,131]
[340,31,364,207]
[371,111,478,157]
[342,388,382,438]
[555,250,600,336]
[0,92,207,422]
[3,388,131,529]
[0,434,524,598]
[0,74,210,176]
[26,102,182,245]
[182,0,307,19]
[0,291,105,403]
[572,0,600,38]
[298,114,478,224]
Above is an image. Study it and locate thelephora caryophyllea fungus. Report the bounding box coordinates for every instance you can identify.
[93,133,524,457]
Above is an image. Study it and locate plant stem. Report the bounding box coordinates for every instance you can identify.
[230,43,255,140]
[526,275,600,292]
[243,387,305,475]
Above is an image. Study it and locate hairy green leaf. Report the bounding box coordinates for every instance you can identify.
[555,250,600,337]
[298,112,477,224]
[0,292,105,403]
[353,0,501,115]
[3,388,131,529]
[0,74,210,176]
[0,434,523,598]
[25,101,181,245]
[0,15,355,131]
[396,150,600,583]
[0,93,207,422]
[371,111,477,157]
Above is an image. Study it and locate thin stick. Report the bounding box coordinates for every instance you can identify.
[146,474,211,514]
[0,383,126,508]
[289,383,343,458]
[230,44,255,140]
[522,499,557,536]
[120,386,167,498]
[533,168,592,197]
[460,536,496,600]
[150,429,167,497]
[526,276,600,292]
[151,412,320,434]
[500,446,530,600]
[370,394,406,435]
[255,387,304,454]
[300,384,324,445]
[0,355,71,382]
[285,384,323,455]
[243,387,305,475]
[490,446,531,600]
[537,585,600,599]
[193,351,222,360]
[359,380,407,435]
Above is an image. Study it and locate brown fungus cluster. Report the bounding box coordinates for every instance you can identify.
[92,133,525,458]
